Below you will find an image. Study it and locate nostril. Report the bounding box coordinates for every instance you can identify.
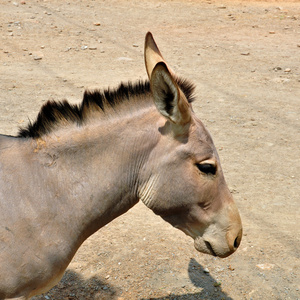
[234,236,239,248]
[233,229,242,250]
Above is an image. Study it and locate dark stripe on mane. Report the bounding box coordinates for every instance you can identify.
[18,77,195,138]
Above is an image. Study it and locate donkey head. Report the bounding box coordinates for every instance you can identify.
[140,32,242,258]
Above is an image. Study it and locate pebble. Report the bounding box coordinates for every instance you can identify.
[89,46,97,50]
[203,267,210,273]
[214,282,222,287]
[241,52,250,56]
[33,56,42,60]
[133,44,139,47]
[256,263,275,270]
[284,68,291,73]
[272,77,290,83]
[94,22,101,26]
[117,57,133,61]
[228,265,235,271]
[269,31,275,34]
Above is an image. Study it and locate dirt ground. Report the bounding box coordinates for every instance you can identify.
[0,0,299,299]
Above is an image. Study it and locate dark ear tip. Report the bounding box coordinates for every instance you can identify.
[145,32,154,45]
[146,31,153,38]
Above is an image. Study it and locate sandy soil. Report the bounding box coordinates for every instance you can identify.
[0,0,299,299]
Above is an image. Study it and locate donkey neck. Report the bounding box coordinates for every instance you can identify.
[31,106,160,243]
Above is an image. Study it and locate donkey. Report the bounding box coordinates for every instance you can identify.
[0,32,242,299]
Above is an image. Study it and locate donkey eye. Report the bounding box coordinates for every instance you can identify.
[196,163,216,175]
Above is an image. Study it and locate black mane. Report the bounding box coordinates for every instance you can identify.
[18,77,195,139]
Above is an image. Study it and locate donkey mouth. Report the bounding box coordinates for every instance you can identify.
[204,241,217,257]
[194,237,221,257]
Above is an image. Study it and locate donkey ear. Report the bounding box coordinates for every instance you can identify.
[150,62,191,125]
[144,32,165,79]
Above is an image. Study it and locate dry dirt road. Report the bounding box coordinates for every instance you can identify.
[0,0,299,299]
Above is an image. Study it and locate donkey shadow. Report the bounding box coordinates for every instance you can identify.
[31,270,117,300]
[142,258,233,300]
[33,258,232,300]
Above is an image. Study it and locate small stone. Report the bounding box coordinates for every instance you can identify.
[105,275,110,279]
[203,267,210,273]
[273,67,282,71]
[256,263,275,270]
[94,22,101,26]
[132,44,139,47]
[241,52,250,56]
[214,282,222,287]
[102,286,109,290]
[284,68,291,73]
[117,57,133,61]
[33,55,42,60]
[218,5,226,9]
[89,46,97,50]
[269,31,275,34]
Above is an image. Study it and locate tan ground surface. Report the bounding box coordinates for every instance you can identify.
[0,0,299,299]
